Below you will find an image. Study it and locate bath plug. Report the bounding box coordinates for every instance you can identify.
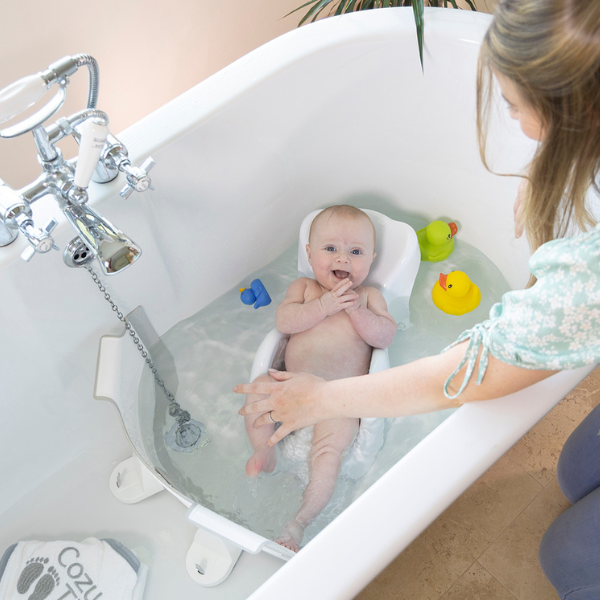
[432,270,481,315]
[165,419,209,453]
[417,220,458,262]
[240,278,271,309]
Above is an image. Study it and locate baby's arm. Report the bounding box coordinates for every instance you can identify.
[345,287,397,349]
[276,277,357,334]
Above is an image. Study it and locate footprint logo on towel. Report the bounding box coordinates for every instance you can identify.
[16,557,60,600]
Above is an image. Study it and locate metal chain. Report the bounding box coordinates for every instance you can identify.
[86,266,191,425]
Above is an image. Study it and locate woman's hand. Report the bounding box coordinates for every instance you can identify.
[235,370,328,446]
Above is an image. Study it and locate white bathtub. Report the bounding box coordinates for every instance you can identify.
[0,7,595,599]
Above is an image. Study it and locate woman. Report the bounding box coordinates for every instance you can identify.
[237,0,600,596]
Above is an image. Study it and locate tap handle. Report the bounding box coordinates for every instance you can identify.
[19,217,60,262]
[74,118,109,189]
[119,156,156,199]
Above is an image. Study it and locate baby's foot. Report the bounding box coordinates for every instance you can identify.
[246,446,276,477]
[275,519,305,553]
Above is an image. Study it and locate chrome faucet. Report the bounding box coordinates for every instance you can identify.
[0,54,153,275]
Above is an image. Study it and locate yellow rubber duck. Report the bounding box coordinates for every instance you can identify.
[432,271,481,316]
[417,220,458,262]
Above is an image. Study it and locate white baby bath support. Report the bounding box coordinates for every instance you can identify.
[250,208,420,481]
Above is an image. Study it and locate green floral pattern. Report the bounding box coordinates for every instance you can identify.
[443,224,600,398]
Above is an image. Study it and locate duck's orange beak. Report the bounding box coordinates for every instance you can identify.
[448,222,458,238]
[439,273,447,290]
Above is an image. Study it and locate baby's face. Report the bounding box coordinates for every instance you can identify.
[307,214,376,290]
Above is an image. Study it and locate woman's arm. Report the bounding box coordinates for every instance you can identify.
[345,287,397,349]
[235,341,556,446]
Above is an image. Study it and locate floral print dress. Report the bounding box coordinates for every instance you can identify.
[443,224,600,399]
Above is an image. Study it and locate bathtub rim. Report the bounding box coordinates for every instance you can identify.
[115,7,495,169]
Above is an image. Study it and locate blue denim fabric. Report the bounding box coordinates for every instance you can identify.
[539,402,600,599]
[556,403,600,504]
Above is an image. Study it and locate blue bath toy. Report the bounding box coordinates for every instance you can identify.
[240,278,271,309]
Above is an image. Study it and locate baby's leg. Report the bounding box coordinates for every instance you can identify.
[244,373,277,477]
[277,417,359,552]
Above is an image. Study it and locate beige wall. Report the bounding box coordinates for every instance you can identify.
[0,2,494,189]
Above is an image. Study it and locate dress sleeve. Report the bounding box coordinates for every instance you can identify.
[443,225,600,399]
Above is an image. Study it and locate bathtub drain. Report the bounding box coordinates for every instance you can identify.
[86,266,209,452]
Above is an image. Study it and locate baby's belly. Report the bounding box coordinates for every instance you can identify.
[285,328,372,380]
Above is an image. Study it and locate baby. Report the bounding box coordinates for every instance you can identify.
[243,205,397,551]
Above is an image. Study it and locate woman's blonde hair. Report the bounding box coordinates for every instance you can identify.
[477,0,600,258]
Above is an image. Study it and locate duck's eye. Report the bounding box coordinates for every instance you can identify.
[448,284,453,288]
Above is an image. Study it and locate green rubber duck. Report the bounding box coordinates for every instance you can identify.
[416,220,458,262]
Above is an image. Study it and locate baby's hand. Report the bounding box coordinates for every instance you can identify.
[345,294,362,312]
[319,279,358,315]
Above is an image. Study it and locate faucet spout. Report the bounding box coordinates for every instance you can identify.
[61,201,141,275]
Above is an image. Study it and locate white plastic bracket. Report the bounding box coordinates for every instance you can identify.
[109,455,165,504]
[187,502,300,558]
[185,528,243,587]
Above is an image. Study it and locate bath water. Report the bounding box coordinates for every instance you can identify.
[138,236,511,547]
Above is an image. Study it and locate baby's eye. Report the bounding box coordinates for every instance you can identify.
[325,246,335,252]
[351,249,362,255]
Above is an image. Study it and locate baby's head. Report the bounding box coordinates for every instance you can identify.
[306,205,376,291]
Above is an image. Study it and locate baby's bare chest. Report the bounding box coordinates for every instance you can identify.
[285,311,372,379]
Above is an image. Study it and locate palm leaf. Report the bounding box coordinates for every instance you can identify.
[412,0,425,70]
[285,0,321,19]
[335,0,353,15]
[302,0,337,25]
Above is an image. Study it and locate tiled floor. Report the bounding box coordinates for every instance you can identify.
[357,366,600,600]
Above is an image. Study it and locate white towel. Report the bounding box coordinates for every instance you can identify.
[0,537,147,600]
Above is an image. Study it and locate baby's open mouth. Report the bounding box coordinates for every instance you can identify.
[333,270,350,279]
